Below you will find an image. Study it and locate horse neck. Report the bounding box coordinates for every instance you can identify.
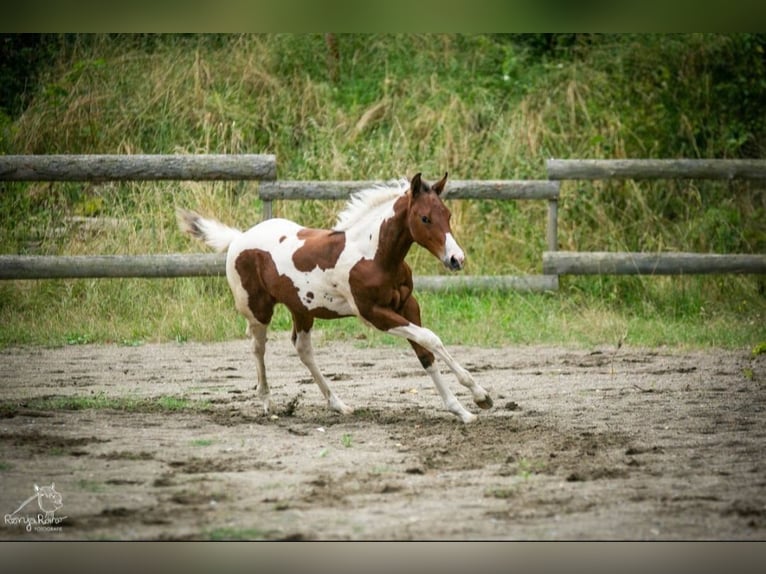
[370,196,413,269]
[345,194,413,269]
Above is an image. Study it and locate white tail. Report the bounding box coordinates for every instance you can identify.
[176,208,242,253]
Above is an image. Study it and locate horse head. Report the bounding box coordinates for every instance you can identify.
[407,172,465,271]
[34,483,63,515]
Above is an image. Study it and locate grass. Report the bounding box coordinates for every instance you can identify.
[0,393,212,416]
[191,438,215,447]
[0,276,763,349]
[0,34,764,350]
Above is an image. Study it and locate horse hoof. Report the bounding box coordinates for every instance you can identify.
[475,395,493,410]
[330,400,354,415]
[460,411,477,424]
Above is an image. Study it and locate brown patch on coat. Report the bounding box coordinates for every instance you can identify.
[293,229,347,273]
[234,249,277,325]
[235,248,346,324]
[349,259,413,330]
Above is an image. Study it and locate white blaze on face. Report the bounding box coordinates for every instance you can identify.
[443,232,465,270]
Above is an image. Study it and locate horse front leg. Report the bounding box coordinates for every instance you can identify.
[398,297,493,412]
[364,300,493,423]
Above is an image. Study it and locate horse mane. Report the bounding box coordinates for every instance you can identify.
[333,178,409,231]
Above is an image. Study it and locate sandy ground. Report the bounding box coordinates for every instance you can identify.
[1,334,764,540]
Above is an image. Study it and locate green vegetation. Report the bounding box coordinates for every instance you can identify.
[0,34,764,349]
[191,438,215,447]
[0,393,212,415]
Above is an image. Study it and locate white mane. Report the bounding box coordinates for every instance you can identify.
[333,178,409,231]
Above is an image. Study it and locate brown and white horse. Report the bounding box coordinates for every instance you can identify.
[178,172,493,423]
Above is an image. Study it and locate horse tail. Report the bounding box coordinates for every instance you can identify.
[176,208,242,253]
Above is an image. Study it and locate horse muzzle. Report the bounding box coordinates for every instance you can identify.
[442,233,465,271]
[444,254,463,271]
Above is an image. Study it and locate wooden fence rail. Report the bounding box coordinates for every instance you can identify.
[0,154,277,181]
[0,253,558,291]
[0,254,227,279]
[543,252,766,276]
[258,179,559,200]
[546,158,766,180]
[544,158,766,277]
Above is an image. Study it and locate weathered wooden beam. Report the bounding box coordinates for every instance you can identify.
[0,254,227,279]
[546,159,766,180]
[0,154,277,182]
[259,180,559,201]
[543,251,766,275]
[0,254,561,292]
[0,253,558,292]
[415,274,558,292]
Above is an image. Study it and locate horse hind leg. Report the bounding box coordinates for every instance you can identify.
[291,316,353,415]
[247,319,271,414]
[231,268,275,415]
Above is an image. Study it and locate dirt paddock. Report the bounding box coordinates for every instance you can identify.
[1,335,764,540]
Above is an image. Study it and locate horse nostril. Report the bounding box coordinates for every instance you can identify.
[450,255,462,270]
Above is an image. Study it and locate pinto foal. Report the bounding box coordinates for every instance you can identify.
[178,173,493,423]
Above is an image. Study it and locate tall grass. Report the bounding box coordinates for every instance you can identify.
[0,34,764,349]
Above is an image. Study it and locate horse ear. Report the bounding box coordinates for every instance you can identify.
[410,173,423,196]
[432,172,448,195]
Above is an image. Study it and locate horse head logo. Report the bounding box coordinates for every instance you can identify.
[5,482,67,533]
[34,483,63,519]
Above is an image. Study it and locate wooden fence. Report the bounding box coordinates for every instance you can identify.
[0,155,559,291]
[1,155,763,286]
[543,159,766,276]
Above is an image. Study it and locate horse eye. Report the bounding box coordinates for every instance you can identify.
[421,215,431,224]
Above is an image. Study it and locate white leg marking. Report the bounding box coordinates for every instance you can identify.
[425,366,476,423]
[248,320,271,415]
[389,323,493,420]
[294,330,353,415]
